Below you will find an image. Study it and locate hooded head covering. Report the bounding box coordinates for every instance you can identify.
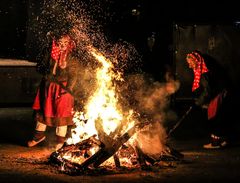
[50,35,75,69]
[186,51,209,91]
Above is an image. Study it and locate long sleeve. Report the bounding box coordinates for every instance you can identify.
[66,56,79,92]
[194,73,211,106]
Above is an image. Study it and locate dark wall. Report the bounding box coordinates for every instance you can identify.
[0,66,41,106]
[1,0,240,73]
[0,0,27,59]
[25,0,43,62]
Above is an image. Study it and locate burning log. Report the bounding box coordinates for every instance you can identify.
[81,122,143,169]
[58,135,102,153]
[49,135,102,169]
[135,145,152,170]
[49,120,184,174]
[135,146,156,166]
[50,122,148,172]
[157,144,184,162]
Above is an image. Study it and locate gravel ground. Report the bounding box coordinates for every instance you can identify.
[0,107,240,183]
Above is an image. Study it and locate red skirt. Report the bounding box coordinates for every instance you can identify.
[32,82,74,127]
[207,90,227,120]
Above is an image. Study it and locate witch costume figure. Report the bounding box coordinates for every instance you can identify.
[186,50,234,149]
[27,32,79,150]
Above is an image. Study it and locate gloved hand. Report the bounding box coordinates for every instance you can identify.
[193,99,208,110]
[190,98,202,110]
[201,104,209,109]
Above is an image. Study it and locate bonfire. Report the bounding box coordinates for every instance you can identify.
[49,45,183,175]
[35,0,182,175]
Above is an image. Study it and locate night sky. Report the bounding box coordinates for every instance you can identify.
[1,0,240,118]
[0,0,240,76]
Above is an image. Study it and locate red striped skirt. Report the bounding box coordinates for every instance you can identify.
[32,81,74,127]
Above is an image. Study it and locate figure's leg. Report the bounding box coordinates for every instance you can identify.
[55,125,67,150]
[27,121,47,147]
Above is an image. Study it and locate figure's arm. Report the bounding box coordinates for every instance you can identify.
[66,57,79,92]
[194,74,211,107]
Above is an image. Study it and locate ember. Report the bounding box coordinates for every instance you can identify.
[48,46,183,175]
[49,126,184,175]
[37,0,182,175]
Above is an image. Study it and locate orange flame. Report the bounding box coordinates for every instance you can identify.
[64,45,136,166]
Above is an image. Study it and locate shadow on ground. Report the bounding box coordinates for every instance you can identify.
[1,107,240,183]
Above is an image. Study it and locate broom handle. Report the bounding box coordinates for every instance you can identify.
[167,106,193,138]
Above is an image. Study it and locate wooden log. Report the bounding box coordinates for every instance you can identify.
[135,146,147,167]
[49,135,103,170]
[57,135,102,153]
[50,122,149,171]
[134,145,157,170]
[80,122,148,169]
[165,144,184,159]
[113,154,121,168]
[92,123,139,168]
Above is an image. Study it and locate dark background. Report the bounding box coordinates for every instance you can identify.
[0,0,28,59]
[1,4,240,181]
[1,1,240,59]
[1,0,240,100]
[174,24,240,100]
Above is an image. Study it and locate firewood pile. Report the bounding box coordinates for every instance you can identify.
[49,122,184,175]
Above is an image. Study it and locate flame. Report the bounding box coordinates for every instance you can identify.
[67,46,131,143]
[85,46,124,135]
[64,45,137,166]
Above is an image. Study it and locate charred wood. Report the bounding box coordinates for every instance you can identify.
[81,122,146,169]
[113,154,121,168]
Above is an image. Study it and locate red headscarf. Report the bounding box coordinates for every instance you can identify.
[51,40,60,62]
[187,51,209,91]
[50,35,75,69]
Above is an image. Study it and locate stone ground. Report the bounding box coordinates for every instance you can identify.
[0,107,240,183]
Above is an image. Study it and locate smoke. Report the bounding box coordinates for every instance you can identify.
[118,73,180,123]
[136,122,167,156]
[34,0,181,154]
[118,73,180,154]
